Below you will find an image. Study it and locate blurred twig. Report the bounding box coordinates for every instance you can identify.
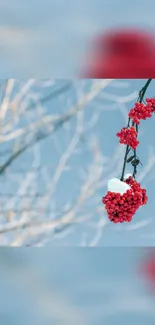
[0,80,112,175]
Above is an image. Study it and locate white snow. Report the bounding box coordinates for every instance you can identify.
[124,173,132,180]
[107,178,131,195]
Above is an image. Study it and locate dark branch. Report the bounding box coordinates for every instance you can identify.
[120,79,152,181]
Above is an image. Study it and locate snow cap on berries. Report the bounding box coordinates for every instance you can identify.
[102,176,148,223]
[108,178,131,195]
[124,173,132,180]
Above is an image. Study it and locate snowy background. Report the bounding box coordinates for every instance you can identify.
[0,0,155,77]
[0,78,155,246]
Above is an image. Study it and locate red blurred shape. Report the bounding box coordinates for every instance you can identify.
[82,28,155,78]
[139,252,155,290]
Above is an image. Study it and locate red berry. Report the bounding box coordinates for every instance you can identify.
[116,126,139,150]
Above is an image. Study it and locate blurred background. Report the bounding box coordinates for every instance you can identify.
[0,0,155,77]
[0,79,155,246]
[0,248,155,324]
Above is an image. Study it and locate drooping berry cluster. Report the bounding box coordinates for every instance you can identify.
[102,79,154,223]
[102,176,147,223]
[128,99,155,125]
[116,127,139,150]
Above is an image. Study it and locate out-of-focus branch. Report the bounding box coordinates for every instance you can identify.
[9,135,107,246]
[0,79,112,143]
[2,81,72,134]
[0,79,112,176]
[0,79,15,127]
[0,143,29,175]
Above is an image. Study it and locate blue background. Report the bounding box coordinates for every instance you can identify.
[0,248,154,325]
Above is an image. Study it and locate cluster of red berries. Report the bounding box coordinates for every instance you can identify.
[125,176,148,205]
[116,126,139,150]
[102,95,154,223]
[146,98,155,112]
[128,98,155,124]
[102,176,147,223]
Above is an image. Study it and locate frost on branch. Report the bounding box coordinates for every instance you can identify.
[0,79,113,246]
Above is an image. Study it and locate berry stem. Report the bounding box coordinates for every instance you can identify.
[120,79,152,181]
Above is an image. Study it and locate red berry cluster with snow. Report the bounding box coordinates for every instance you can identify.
[102,91,154,223]
[116,126,139,150]
[102,176,148,223]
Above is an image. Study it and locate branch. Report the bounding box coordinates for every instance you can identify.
[120,79,152,181]
[0,79,112,175]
